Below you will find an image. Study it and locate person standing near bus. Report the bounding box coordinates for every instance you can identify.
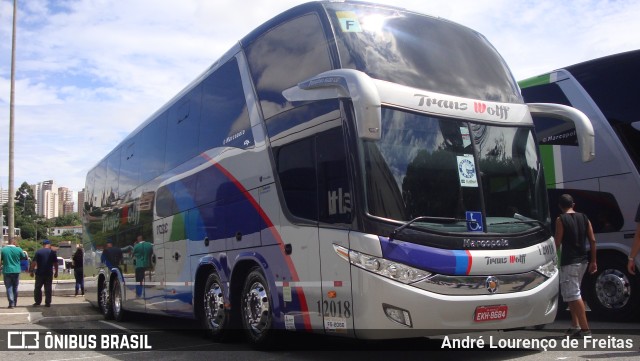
[133,235,153,298]
[555,194,597,337]
[1,238,26,308]
[29,239,58,307]
[627,202,640,275]
[72,244,84,296]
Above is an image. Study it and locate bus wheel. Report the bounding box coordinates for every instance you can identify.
[202,272,230,341]
[241,267,276,347]
[111,277,126,321]
[100,277,114,320]
[583,255,638,321]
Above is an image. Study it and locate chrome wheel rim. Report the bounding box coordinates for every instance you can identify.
[204,282,225,330]
[595,269,631,309]
[243,281,270,335]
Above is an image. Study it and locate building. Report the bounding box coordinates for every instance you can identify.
[77,189,85,219]
[32,180,59,219]
[0,187,8,205]
[58,187,74,216]
[48,225,83,237]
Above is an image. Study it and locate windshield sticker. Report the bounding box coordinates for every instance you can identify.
[460,127,471,148]
[457,154,478,187]
[465,211,483,232]
[336,11,362,32]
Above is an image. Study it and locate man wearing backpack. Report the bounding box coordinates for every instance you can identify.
[555,194,597,338]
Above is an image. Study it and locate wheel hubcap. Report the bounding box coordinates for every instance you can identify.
[595,269,631,309]
[113,283,121,315]
[243,281,270,334]
[204,283,225,330]
[100,281,109,314]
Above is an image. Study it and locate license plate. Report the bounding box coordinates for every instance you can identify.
[474,305,508,322]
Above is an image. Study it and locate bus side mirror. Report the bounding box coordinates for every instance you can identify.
[527,103,595,162]
[282,69,382,140]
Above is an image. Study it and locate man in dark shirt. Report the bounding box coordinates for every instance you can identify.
[101,239,123,270]
[554,194,597,338]
[29,240,58,307]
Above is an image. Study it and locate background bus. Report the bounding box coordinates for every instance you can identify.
[519,50,640,320]
[84,1,594,347]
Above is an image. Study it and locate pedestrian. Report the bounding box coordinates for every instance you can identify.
[554,194,597,337]
[1,238,27,308]
[29,239,59,307]
[627,202,640,275]
[72,244,84,296]
[101,239,123,270]
[133,235,153,298]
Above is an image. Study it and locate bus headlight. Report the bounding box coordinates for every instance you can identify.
[535,259,558,278]
[334,245,431,284]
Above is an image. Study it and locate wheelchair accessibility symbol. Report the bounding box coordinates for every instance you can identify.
[466,211,483,232]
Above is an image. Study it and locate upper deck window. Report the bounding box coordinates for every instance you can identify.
[326,3,522,104]
[245,13,333,120]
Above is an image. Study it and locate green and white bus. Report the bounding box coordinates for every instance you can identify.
[520,50,640,320]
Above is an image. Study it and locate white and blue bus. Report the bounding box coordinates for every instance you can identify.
[83,1,595,346]
[520,50,640,320]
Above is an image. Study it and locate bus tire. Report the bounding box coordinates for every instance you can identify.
[100,277,114,320]
[583,254,639,321]
[111,277,126,322]
[202,272,231,341]
[241,267,277,348]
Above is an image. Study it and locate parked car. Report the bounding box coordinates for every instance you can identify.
[57,257,66,274]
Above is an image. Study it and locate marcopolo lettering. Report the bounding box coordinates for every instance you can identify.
[463,239,509,248]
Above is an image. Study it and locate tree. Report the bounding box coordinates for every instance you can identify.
[14,182,36,217]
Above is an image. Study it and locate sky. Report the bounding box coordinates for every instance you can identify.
[0,0,639,209]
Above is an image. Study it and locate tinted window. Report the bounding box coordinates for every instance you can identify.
[166,86,202,171]
[317,127,351,224]
[275,125,351,224]
[106,149,121,204]
[246,13,333,120]
[567,51,640,172]
[276,137,317,221]
[85,170,96,209]
[94,160,107,207]
[119,139,139,194]
[547,189,623,233]
[521,83,577,146]
[327,3,521,103]
[199,59,253,152]
[265,99,340,140]
[138,112,168,184]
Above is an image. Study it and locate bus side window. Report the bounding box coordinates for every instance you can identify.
[317,127,351,225]
[275,137,318,221]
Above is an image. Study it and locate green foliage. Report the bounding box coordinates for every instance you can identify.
[2,180,81,245]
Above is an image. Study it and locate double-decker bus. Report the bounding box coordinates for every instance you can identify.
[83,1,595,346]
[519,50,640,320]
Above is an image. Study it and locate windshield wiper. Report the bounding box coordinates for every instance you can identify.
[389,216,479,241]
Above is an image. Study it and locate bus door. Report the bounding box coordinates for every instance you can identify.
[317,126,355,337]
[163,210,194,316]
[144,221,166,313]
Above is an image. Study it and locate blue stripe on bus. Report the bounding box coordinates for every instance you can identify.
[379,237,471,275]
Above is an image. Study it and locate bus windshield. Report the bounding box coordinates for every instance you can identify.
[327,2,522,104]
[363,107,548,234]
